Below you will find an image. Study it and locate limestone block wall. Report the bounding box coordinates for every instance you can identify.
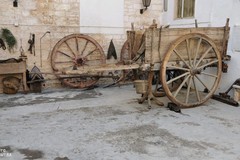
[0,0,163,89]
[0,0,81,89]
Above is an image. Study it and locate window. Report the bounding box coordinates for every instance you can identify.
[176,0,195,19]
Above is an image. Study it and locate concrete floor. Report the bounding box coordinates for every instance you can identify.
[0,85,240,160]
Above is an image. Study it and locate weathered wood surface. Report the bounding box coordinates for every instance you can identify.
[144,27,228,63]
[64,63,140,75]
[127,30,145,60]
[0,62,26,74]
[0,59,28,93]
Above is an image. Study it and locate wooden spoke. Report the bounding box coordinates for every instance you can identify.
[186,39,193,67]
[81,40,89,55]
[185,76,192,103]
[201,71,218,78]
[85,48,99,57]
[157,69,184,97]
[173,75,191,98]
[195,75,211,91]
[192,77,201,102]
[173,49,191,69]
[55,61,73,64]
[166,72,189,85]
[166,65,190,72]
[195,46,212,67]
[197,59,218,70]
[64,41,76,57]
[193,38,202,67]
[75,37,79,53]
[57,51,74,59]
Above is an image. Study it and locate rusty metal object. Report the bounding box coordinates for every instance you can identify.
[223,78,240,94]
[212,94,238,107]
[222,62,228,73]
[212,78,240,107]
[28,33,35,55]
[51,34,106,88]
[167,102,181,113]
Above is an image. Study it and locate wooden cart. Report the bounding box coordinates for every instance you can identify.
[50,19,230,108]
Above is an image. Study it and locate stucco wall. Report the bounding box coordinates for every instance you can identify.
[204,0,240,94]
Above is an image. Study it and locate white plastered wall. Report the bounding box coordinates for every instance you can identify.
[79,0,124,34]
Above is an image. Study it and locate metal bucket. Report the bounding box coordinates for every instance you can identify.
[134,80,148,94]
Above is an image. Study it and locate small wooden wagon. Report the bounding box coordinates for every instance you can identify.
[50,19,230,108]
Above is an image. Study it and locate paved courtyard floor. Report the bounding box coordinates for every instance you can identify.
[0,85,240,160]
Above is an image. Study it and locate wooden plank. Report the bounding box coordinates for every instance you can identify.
[0,59,28,93]
[222,18,230,57]
[0,62,26,74]
[144,27,226,63]
[145,29,152,63]
[160,27,225,36]
[64,63,140,75]
[145,29,162,63]
[127,30,145,60]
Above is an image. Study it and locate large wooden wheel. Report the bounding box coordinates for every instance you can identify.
[161,33,222,108]
[51,34,106,88]
[120,39,147,81]
[120,40,130,62]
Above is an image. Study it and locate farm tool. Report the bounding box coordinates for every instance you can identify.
[212,79,240,106]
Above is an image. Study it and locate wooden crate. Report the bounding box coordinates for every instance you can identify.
[0,57,28,94]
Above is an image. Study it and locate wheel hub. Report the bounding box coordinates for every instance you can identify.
[190,68,201,76]
[76,57,87,66]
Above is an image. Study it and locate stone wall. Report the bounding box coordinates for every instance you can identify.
[124,0,163,29]
[0,0,81,88]
[0,0,163,89]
